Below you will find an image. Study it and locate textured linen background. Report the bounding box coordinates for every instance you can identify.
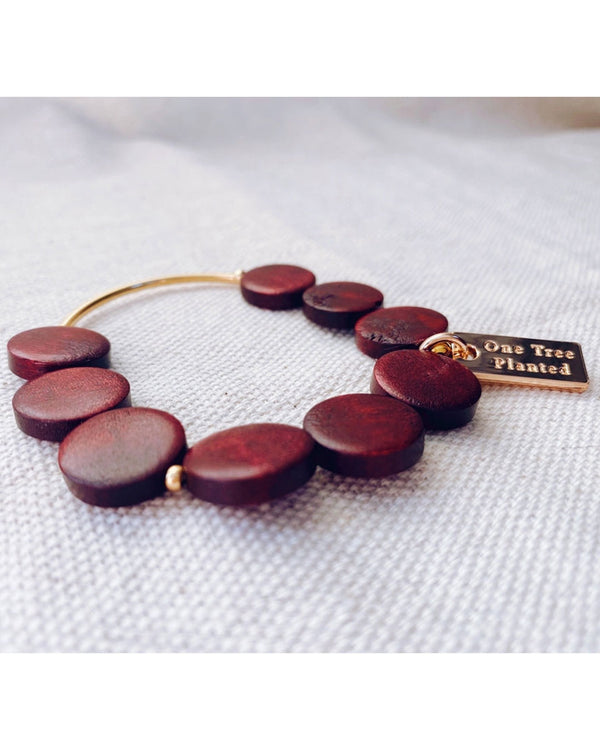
[1,98,599,652]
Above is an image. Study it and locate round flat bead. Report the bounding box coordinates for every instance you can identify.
[58,407,187,507]
[241,264,316,310]
[183,423,316,506]
[303,393,424,478]
[355,306,449,358]
[13,367,131,442]
[371,349,482,429]
[7,326,110,380]
[303,282,384,329]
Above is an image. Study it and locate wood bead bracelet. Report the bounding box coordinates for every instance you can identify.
[7,264,589,508]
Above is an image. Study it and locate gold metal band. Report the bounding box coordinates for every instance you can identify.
[61,271,243,326]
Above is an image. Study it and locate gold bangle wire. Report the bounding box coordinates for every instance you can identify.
[61,272,243,326]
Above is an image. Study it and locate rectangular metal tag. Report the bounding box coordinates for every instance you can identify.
[455,332,589,392]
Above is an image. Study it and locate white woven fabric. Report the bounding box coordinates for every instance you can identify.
[1,98,598,652]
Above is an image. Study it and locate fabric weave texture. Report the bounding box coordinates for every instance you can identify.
[1,98,598,652]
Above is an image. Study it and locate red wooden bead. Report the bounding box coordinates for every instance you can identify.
[302,282,384,329]
[241,264,316,310]
[371,349,482,429]
[58,407,187,507]
[183,423,316,506]
[13,367,131,442]
[355,306,449,358]
[303,393,424,477]
[7,326,110,380]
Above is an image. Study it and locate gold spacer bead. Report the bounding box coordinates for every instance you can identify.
[165,465,185,493]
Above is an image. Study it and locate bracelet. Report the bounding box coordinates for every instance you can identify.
[7,264,589,508]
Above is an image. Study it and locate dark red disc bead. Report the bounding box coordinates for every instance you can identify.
[13,367,131,442]
[371,349,482,429]
[58,407,187,507]
[7,326,110,380]
[241,264,316,310]
[183,423,316,506]
[355,306,449,358]
[303,393,424,478]
[303,282,384,329]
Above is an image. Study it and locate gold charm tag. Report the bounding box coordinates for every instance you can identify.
[454,333,589,392]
